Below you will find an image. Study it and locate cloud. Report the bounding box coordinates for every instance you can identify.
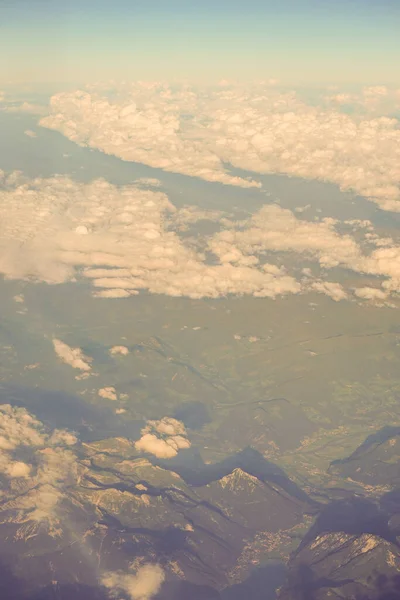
[102,564,165,600]
[98,386,118,401]
[150,417,186,436]
[310,280,348,302]
[2,173,400,302]
[135,434,179,459]
[354,286,388,301]
[5,460,31,478]
[135,417,191,459]
[3,102,47,115]
[0,404,78,526]
[40,83,400,211]
[52,339,92,371]
[24,129,37,138]
[40,90,260,189]
[0,175,301,300]
[209,206,362,269]
[171,205,226,231]
[94,288,132,298]
[134,177,162,188]
[109,345,129,356]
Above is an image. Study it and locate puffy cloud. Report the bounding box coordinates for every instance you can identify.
[40,83,400,211]
[0,175,301,299]
[109,345,129,356]
[5,461,31,478]
[52,339,92,371]
[310,281,348,302]
[102,564,165,600]
[354,286,387,301]
[0,404,78,525]
[98,386,118,401]
[135,417,191,459]
[24,129,37,138]
[170,205,225,231]
[2,172,400,302]
[150,417,186,436]
[135,434,178,459]
[40,90,260,189]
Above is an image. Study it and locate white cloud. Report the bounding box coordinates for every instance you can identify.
[209,205,363,271]
[150,417,186,436]
[110,345,129,356]
[98,386,118,401]
[135,434,179,459]
[135,417,191,459]
[5,461,31,478]
[310,280,348,302]
[52,339,92,371]
[40,83,400,212]
[0,404,78,526]
[40,90,260,189]
[0,175,301,300]
[102,564,165,600]
[24,129,37,138]
[354,286,387,300]
[171,205,225,231]
[94,288,132,298]
[2,172,400,302]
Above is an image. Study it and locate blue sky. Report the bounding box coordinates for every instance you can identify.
[1,0,399,85]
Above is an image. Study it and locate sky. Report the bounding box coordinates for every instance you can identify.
[0,0,399,85]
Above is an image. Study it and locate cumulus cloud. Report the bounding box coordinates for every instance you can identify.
[151,417,186,436]
[5,460,31,478]
[209,206,362,270]
[0,175,301,299]
[135,417,191,459]
[135,434,178,459]
[2,173,400,301]
[310,280,348,302]
[24,129,37,138]
[40,83,400,211]
[102,563,165,600]
[109,345,129,356]
[52,339,92,371]
[40,89,260,189]
[171,205,226,231]
[354,286,388,301]
[98,386,118,401]
[0,404,78,526]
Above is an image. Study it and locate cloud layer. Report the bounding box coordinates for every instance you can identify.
[2,172,400,302]
[0,175,301,299]
[40,83,400,212]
